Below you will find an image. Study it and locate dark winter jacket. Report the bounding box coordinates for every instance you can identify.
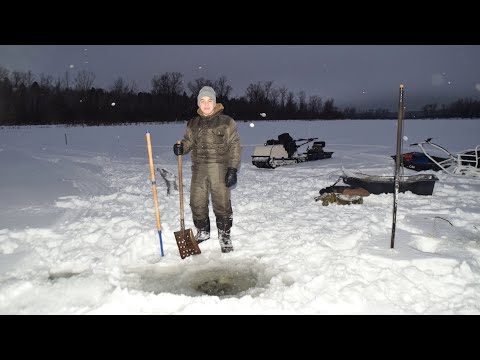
[180,103,241,169]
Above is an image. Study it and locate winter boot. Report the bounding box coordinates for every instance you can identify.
[193,217,210,244]
[216,215,233,253]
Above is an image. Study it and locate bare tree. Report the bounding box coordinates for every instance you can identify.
[151,72,184,96]
[0,66,9,81]
[168,72,183,96]
[245,81,264,103]
[61,70,71,90]
[343,107,357,119]
[24,71,35,87]
[11,71,23,89]
[263,81,274,103]
[111,77,127,95]
[129,81,138,94]
[214,75,232,100]
[187,77,214,96]
[269,88,280,108]
[297,91,307,113]
[74,70,96,92]
[323,99,338,117]
[308,95,322,114]
[39,73,54,90]
[54,76,63,91]
[11,70,35,89]
[422,103,438,118]
[110,77,136,95]
[343,106,357,119]
[151,74,166,95]
[285,91,296,113]
[278,85,288,109]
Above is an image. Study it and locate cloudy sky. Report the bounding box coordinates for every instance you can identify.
[1,45,480,110]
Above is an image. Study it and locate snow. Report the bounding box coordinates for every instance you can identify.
[1,119,480,314]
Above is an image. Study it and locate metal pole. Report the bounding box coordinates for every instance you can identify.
[391,84,405,249]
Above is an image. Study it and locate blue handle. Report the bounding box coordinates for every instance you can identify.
[158,230,164,257]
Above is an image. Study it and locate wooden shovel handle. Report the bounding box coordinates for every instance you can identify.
[176,140,185,230]
[146,132,162,231]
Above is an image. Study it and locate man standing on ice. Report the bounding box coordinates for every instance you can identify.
[173,86,241,253]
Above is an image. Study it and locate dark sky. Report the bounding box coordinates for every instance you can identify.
[1,45,480,111]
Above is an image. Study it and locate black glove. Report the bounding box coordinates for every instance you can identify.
[173,143,183,156]
[225,167,237,187]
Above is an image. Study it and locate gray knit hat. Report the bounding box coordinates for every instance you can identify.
[197,86,216,107]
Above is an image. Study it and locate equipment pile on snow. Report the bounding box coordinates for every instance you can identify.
[315,184,370,206]
[251,132,333,169]
[391,138,480,177]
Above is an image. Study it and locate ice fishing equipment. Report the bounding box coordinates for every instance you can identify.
[391,149,449,172]
[146,130,164,256]
[315,183,370,206]
[406,138,480,177]
[173,140,201,259]
[391,84,405,249]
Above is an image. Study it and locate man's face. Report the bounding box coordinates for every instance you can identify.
[199,96,214,115]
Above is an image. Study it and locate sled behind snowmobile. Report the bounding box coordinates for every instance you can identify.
[341,171,439,196]
[251,133,333,169]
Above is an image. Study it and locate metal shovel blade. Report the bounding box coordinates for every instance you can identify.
[174,228,201,259]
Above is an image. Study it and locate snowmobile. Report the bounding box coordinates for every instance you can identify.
[392,138,480,177]
[251,132,333,169]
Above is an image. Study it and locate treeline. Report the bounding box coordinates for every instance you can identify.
[419,100,480,119]
[1,66,479,126]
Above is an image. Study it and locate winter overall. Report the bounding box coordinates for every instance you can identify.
[180,103,241,252]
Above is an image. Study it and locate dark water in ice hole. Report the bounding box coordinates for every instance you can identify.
[127,264,268,298]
